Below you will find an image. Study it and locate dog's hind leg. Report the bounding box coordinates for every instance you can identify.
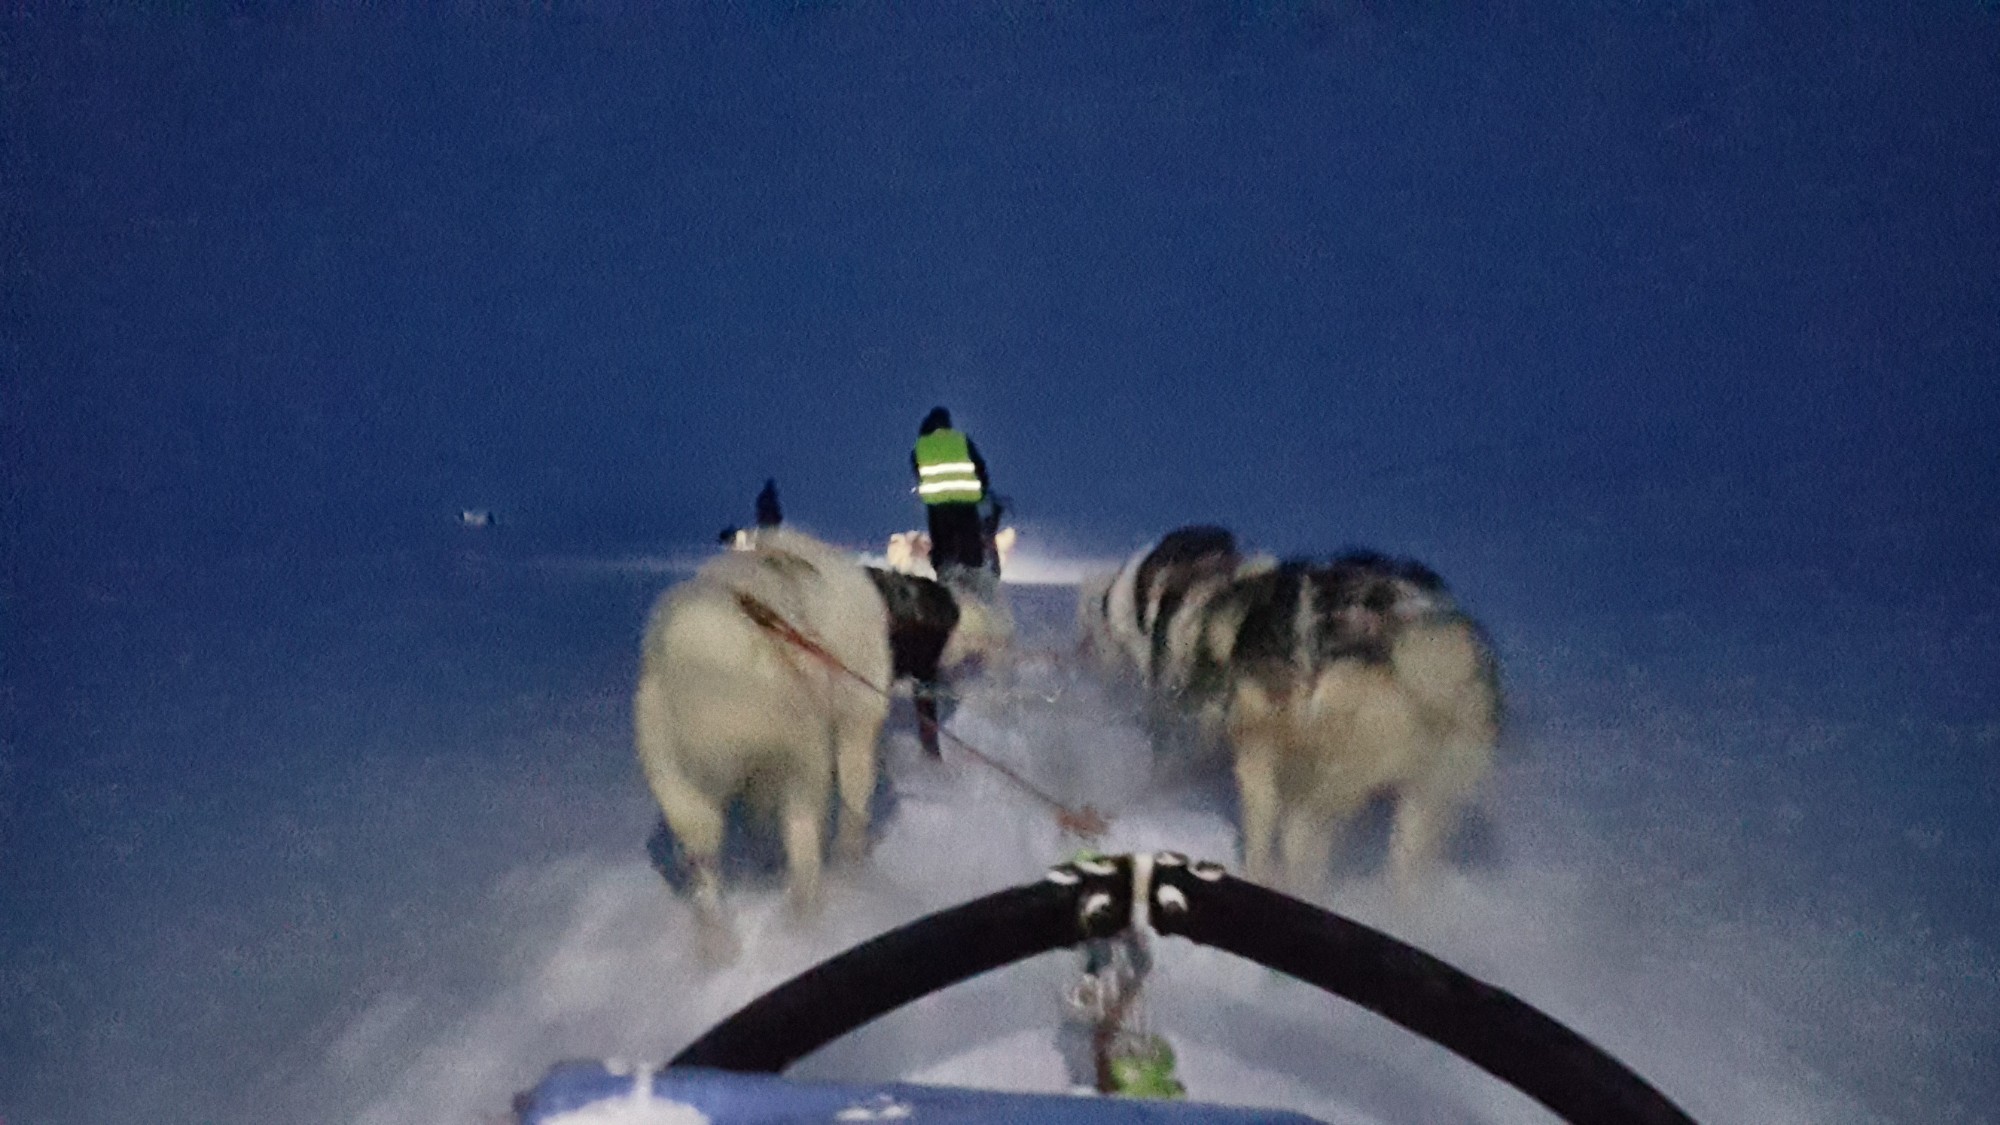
[780,762,833,917]
[1277,799,1349,899]
[1231,674,1303,885]
[1387,730,1493,891]
[1386,786,1462,891]
[635,681,739,962]
[830,704,887,866]
[1386,631,1498,892]
[1386,733,1491,892]
[1232,733,1284,886]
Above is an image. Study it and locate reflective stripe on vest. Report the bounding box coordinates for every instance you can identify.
[914,430,983,504]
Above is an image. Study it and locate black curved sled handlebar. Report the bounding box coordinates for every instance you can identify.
[670,854,1696,1125]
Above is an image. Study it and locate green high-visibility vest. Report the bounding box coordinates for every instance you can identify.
[914,429,983,505]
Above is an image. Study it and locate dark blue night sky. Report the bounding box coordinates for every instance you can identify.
[5,5,2000,1124]
[12,4,1995,569]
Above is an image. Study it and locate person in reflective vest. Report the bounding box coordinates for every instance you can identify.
[911,406,992,581]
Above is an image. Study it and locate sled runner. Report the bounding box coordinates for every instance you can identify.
[515,853,1696,1125]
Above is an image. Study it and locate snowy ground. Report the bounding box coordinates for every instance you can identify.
[3,541,1996,1124]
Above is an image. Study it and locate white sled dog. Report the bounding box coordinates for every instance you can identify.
[1081,527,1501,893]
[635,527,1003,958]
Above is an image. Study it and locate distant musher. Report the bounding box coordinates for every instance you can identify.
[754,478,783,530]
[910,407,995,592]
[719,478,785,550]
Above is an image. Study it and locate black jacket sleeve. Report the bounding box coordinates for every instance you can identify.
[967,439,991,492]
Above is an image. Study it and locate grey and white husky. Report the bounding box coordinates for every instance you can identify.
[1080,527,1500,893]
